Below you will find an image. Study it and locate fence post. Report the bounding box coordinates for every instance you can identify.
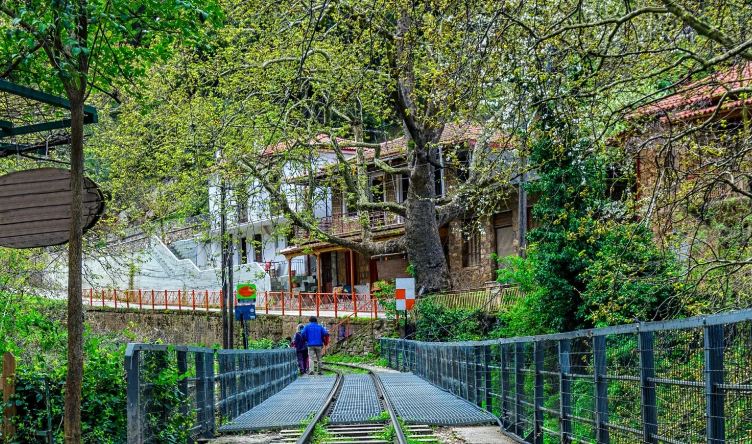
[207,351,216,434]
[514,342,525,437]
[474,345,482,407]
[125,347,140,444]
[639,331,658,444]
[484,345,493,412]
[151,289,155,310]
[177,350,188,417]
[102,289,105,307]
[534,341,544,444]
[500,343,511,429]
[401,340,406,372]
[2,352,16,440]
[281,292,285,316]
[89,288,93,307]
[299,293,302,317]
[704,324,725,444]
[334,293,338,318]
[265,291,269,315]
[164,290,168,310]
[195,351,208,432]
[353,293,357,317]
[316,294,320,318]
[559,339,572,444]
[178,290,182,311]
[593,336,610,444]
[192,290,196,312]
[206,290,209,312]
[114,289,118,309]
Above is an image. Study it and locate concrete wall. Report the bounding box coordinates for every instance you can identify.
[84,307,395,355]
[53,236,271,293]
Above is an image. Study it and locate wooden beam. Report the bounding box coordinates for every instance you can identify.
[316,254,322,294]
[287,259,293,295]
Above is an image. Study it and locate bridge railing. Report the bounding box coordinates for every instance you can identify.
[380,309,752,444]
[125,344,297,444]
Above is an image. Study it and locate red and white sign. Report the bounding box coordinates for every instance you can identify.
[395,278,415,311]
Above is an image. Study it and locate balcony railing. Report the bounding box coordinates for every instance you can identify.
[294,211,404,240]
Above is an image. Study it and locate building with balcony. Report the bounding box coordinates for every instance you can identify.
[278,123,537,293]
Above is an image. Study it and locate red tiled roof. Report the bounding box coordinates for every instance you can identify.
[632,62,752,120]
[376,122,505,158]
[262,134,372,156]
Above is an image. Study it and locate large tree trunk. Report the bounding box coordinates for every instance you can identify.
[65,87,85,444]
[404,160,450,293]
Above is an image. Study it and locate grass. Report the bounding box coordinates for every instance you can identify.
[323,353,389,367]
[324,363,370,374]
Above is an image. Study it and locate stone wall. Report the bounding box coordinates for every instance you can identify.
[84,307,394,355]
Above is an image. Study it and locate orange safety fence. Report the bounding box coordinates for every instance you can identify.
[82,289,387,318]
[262,291,385,318]
[82,288,224,312]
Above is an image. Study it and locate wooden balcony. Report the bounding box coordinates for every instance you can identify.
[293,211,404,240]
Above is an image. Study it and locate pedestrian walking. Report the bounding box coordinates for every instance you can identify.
[291,323,309,376]
[301,316,329,375]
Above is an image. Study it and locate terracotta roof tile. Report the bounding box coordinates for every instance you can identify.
[376,122,505,159]
[262,134,371,156]
[632,62,752,119]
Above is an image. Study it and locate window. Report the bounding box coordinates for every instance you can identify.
[253,234,263,262]
[399,174,410,203]
[462,220,482,267]
[434,167,444,198]
[235,190,249,223]
[340,189,357,215]
[239,237,248,264]
[493,211,514,263]
[370,174,385,203]
[456,150,472,183]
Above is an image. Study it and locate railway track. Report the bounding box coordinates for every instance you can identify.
[281,363,441,444]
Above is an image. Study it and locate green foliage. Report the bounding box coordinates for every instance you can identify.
[323,353,380,364]
[0,293,126,444]
[412,296,499,342]
[0,293,196,444]
[497,103,679,333]
[246,338,290,349]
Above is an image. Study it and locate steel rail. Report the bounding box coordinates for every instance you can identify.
[296,367,344,444]
[324,361,410,444]
[369,369,409,444]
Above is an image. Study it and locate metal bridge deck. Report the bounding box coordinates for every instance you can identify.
[329,374,383,424]
[217,376,336,431]
[377,373,498,426]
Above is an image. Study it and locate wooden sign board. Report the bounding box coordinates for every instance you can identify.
[0,168,105,248]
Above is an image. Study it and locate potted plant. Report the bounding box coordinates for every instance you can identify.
[291,276,302,288]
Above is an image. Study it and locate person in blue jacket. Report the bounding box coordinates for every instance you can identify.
[291,324,309,376]
[301,316,329,375]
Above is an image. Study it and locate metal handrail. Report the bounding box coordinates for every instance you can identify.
[381,307,752,444]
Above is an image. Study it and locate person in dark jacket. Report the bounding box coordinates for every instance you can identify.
[301,316,329,375]
[291,323,309,376]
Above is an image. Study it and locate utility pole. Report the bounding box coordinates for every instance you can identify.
[518,163,527,259]
[228,235,234,349]
[220,180,228,349]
